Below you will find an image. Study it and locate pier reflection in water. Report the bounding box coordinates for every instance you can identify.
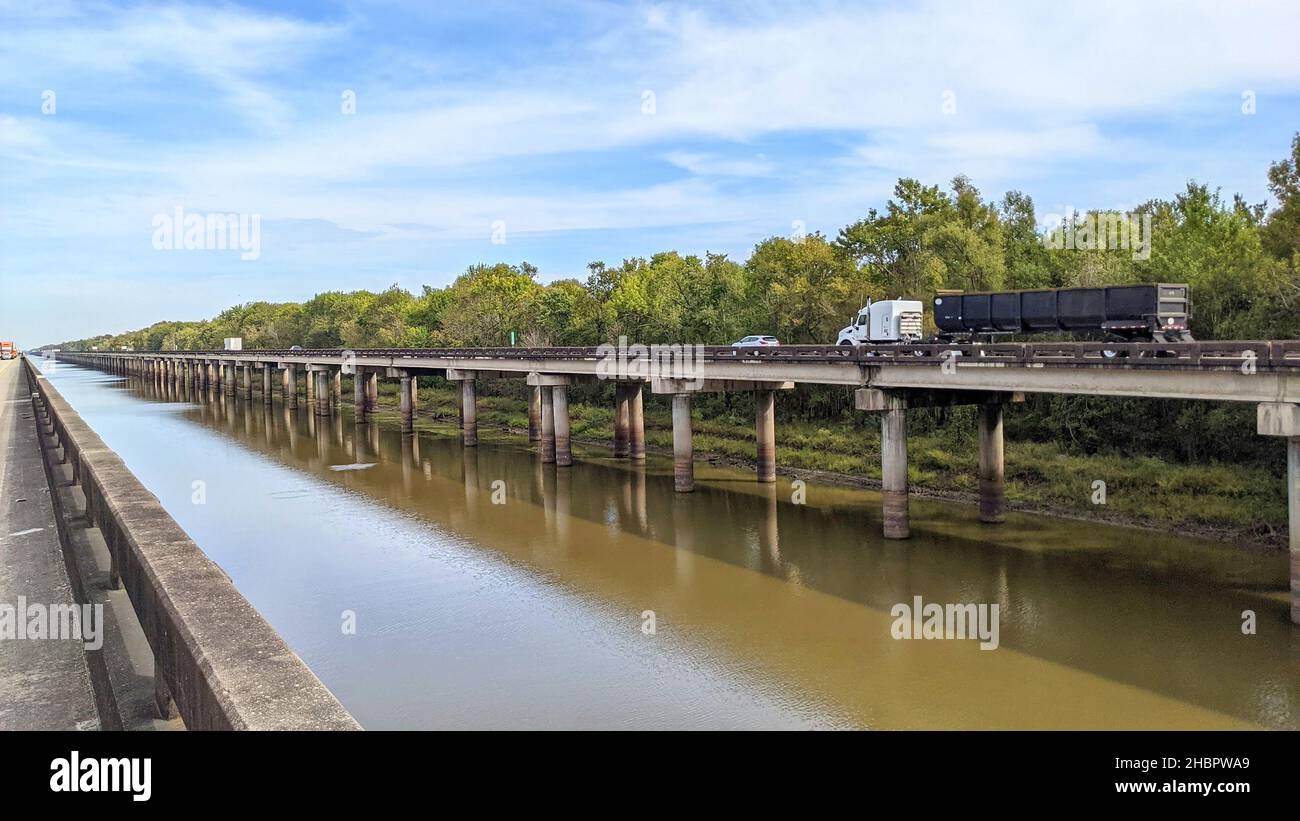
[42,361,1300,729]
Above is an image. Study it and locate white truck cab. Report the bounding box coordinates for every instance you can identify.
[836,299,925,345]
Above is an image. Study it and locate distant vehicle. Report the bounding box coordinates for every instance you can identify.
[223,337,243,351]
[0,341,16,360]
[732,335,780,348]
[836,300,925,346]
[289,345,303,351]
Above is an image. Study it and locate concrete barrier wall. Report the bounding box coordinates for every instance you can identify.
[24,357,360,730]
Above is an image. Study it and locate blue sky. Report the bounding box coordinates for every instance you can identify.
[2,0,1299,346]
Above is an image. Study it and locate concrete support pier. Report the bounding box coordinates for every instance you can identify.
[1289,438,1300,625]
[305,368,316,408]
[314,370,330,417]
[364,371,378,417]
[443,369,482,446]
[613,384,630,457]
[628,383,645,460]
[755,389,776,483]
[528,386,541,442]
[540,387,556,463]
[262,366,273,405]
[979,402,1005,523]
[553,386,572,467]
[332,370,342,408]
[399,375,414,433]
[460,379,477,446]
[880,403,909,539]
[352,370,367,419]
[282,366,297,409]
[672,393,693,492]
[1257,402,1300,623]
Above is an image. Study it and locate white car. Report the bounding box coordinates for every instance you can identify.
[732,335,780,347]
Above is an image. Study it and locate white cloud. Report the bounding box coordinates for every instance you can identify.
[6,0,1300,344]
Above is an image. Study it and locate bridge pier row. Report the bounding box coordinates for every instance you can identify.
[553,386,572,467]
[399,375,414,433]
[756,389,776,483]
[528,386,541,442]
[613,384,630,457]
[979,402,1005,523]
[262,365,273,405]
[1256,403,1300,624]
[671,394,694,492]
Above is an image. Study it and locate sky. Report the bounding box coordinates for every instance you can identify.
[2,0,1299,347]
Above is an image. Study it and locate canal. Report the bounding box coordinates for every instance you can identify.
[37,359,1298,729]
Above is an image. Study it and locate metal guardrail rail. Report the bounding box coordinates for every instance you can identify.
[73,340,1300,370]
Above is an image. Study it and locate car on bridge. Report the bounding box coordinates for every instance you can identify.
[732,335,780,348]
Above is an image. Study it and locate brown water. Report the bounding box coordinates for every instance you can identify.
[38,358,1299,729]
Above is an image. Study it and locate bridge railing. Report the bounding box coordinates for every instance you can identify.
[23,357,360,731]
[74,340,1299,370]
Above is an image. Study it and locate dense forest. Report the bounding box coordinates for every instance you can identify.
[55,135,1300,473]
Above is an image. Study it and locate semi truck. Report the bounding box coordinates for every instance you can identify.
[835,283,1192,345]
[0,342,16,360]
[835,299,926,345]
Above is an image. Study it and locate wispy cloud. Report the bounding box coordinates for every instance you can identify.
[3,0,1299,345]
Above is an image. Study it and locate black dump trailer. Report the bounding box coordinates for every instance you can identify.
[933,283,1192,342]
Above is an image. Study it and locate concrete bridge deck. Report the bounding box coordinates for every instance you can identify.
[51,343,1300,624]
[0,359,99,729]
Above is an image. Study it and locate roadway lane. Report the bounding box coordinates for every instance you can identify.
[0,359,98,730]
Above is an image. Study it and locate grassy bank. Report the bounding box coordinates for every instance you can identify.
[353,377,1287,546]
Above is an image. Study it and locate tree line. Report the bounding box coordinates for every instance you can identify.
[54,135,1300,469]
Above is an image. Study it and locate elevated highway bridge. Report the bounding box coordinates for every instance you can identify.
[48,340,1300,624]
